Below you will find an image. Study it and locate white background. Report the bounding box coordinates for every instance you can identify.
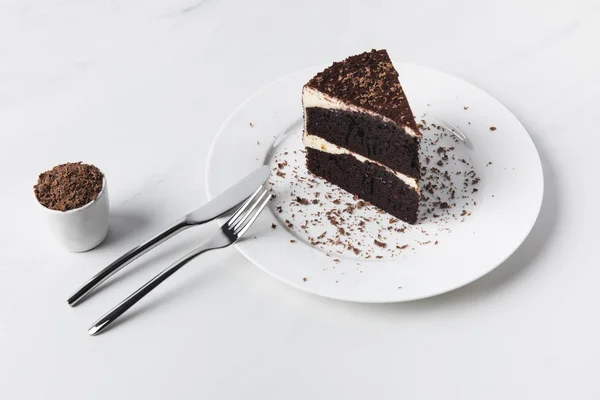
[1,0,598,398]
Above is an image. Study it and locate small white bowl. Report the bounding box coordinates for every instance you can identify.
[36,176,110,252]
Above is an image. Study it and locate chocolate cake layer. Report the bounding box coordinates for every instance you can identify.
[306,148,419,224]
[305,107,421,179]
[305,49,419,133]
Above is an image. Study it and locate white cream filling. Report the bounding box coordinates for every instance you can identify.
[302,86,420,137]
[303,133,419,192]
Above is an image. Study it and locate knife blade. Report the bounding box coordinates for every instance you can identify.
[67,165,271,306]
[186,165,270,223]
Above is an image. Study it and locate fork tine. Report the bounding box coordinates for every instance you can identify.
[227,185,264,228]
[234,190,272,237]
[231,189,270,233]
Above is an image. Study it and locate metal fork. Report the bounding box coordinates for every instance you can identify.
[88,186,272,336]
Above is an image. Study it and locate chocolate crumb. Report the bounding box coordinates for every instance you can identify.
[302,277,307,282]
[290,240,296,243]
[489,126,497,131]
[34,162,104,211]
[295,196,310,205]
[374,239,387,248]
[271,223,276,229]
[249,122,253,127]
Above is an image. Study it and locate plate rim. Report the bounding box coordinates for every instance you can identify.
[205,62,545,303]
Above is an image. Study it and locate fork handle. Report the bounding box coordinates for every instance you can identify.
[88,242,214,336]
[67,218,190,307]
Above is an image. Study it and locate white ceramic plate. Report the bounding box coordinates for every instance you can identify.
[206,62,543,303]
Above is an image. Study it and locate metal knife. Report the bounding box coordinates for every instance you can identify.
[67,165,271,306]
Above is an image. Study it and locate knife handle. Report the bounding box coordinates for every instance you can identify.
[67,218,189,307]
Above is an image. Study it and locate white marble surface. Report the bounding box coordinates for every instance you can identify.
[1,0,599,398]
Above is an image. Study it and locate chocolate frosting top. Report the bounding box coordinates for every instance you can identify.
[305,49,419,133]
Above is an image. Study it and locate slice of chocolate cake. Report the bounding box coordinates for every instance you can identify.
[302,49,421,224]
